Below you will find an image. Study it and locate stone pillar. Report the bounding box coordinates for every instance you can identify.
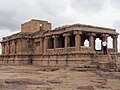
[74,31,82,52]
[63,33,70,48]
[22,39,27,54]
[40,38,43,54]
[17,39,22,54]
[16,40,18,54]
[14,40,16,54]
[8,42,10,54]
[11,41,13,54]
[11,41,14,54]
[12,40,16,54]
[52,35,58,48]
[89,33,96,51]
[44,36,49,54]
[16,39,19,54]
[4,43,6,54]
[20,39,28,54]
[3,41,10,55]
[1,43,5,55]
[4,42,7,54]
[113,35,118,52]
[7,42,9,54]
[9,41,12,54]
[27,39,33,54]
[1,43,3,54]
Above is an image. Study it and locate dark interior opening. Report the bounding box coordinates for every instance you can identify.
[70,35,75,47]
[48,37,54,49]
[81,32,89,46]
[58,35,65,48]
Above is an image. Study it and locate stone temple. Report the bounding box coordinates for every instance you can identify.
[0,19,120,69]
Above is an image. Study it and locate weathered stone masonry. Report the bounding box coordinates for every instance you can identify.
[0,19,120,69]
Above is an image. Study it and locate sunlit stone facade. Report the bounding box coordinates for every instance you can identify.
[0,19,119,69]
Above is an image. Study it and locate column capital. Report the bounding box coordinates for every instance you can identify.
[13,40,16,43]
[88,33,96,36]
[45,36,50,40]
[73,30,82,35]
[52,35,59,38]
[112,35,118,39]
[63,32,70,37]
[40,37,43,40]
[101,34,109,37]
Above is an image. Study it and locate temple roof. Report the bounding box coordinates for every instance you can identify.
[53,23,116,31]
[1,22,119,42]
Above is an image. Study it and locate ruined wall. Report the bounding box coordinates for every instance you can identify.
[21,19,51,32]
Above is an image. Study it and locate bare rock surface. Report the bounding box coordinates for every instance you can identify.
[0,65,120,90]
[77,85,94,90]
[47,79,63,84]
[36,66,59,72]
[5,78,48,85]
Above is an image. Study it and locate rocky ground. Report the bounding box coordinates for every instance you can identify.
[0,65,120,90]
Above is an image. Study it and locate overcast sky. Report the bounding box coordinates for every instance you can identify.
[0,0,120,51]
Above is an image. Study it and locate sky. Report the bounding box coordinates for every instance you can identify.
[0,0,120,52]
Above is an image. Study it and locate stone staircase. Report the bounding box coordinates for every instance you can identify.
[82,53,118,71]
[108,54,117,69]
[95,54,118,71]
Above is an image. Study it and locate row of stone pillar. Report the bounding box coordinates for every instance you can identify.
[101,34,118,52]
[44,31,97,52]
[112,35,118,52]
[1,39,28,55]
[43,31,118,53]
[1,31,118,55]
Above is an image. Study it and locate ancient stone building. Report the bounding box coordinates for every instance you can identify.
[0,19,120,69]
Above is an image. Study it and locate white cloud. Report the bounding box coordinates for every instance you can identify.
[70,0,105,13]
[0,0,120,52]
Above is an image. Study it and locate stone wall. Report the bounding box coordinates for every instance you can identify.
[21,19,51,32]
[0,53,119,70]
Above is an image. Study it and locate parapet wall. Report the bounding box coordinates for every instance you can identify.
[21,19,51,32]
